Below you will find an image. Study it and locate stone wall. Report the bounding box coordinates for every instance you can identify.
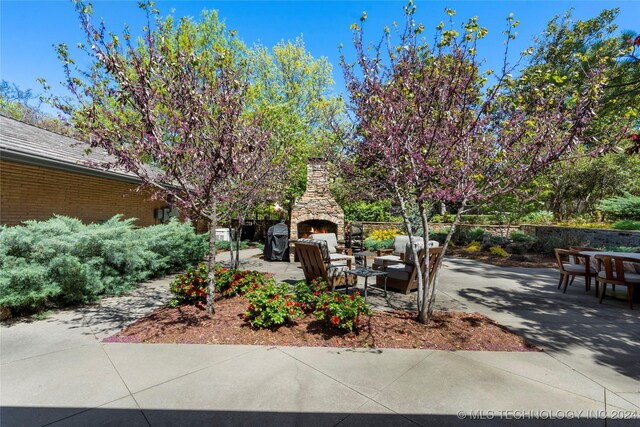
[350,220,640,248]
[519,225,640,248]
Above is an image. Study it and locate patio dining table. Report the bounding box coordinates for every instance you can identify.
[578,251,640,273]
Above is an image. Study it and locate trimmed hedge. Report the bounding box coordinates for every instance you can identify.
[611,220,640,231]
[0,215,207,315]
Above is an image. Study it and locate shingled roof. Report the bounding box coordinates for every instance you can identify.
[0,115,141,183]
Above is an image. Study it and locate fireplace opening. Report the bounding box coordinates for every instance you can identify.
[297,220,337,239]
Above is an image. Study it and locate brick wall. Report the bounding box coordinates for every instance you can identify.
[0,160,166,226]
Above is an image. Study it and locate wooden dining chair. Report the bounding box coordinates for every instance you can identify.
[554,249,595,293]
[594,255,640,309]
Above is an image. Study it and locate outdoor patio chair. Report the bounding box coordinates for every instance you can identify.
[372,235,438,270]
[594,254,640,309]
[554,249,595,293]
[376,247,444,294]
[309,232,354,266]
[295,240,356,291]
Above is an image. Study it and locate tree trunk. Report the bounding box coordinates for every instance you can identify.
[425,199,468,321]
[394,187,425,313]
[417,202,432,323]
[206,203,218,314]
[234,223,244,270]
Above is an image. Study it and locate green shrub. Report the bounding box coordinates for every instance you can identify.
[48,255,101,304]
[169,263,209,306]
[293,279,330,312]
[611,220,640,231]
[489,246,510,257]
[466,227,486,242]
[459,215,495,224]
[605,246,640,253]
[598,193,640,220]
[215,239,250,251]
[510,230,535,243]
[137,220,208,273]
[429,228,450,244]
[343,200,397,222]
[519,210,554,224]
[0,215,207,314]
[314,291,371,331]
[363,237,394,251]
[430,213,454,223]
[244,282,303,328]
[216,268,270,298]
[0,261,58,313]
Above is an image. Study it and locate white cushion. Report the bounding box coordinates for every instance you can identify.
[598,271,640,283]
[563,264,595,274]
[329,253,354,265]
[310,233,338,254]
[373,254,402,267]
[392,236,423,255]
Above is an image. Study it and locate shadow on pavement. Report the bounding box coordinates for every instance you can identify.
[0,406,607,426]
[446,260,640,381]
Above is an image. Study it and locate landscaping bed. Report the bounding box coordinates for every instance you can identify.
[105,295,539,352]
[448,247,557,268]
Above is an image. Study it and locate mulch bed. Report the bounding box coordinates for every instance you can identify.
[105,296,539,352]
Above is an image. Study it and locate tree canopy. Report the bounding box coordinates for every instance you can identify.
[339,1,631,323]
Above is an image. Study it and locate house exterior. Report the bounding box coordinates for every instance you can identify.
[0,115,166,226]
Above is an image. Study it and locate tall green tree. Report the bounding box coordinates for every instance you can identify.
[249,37,345,214]
[341,2,626,324]
[525,9,640,219]
[46,2,276,314]
[0,80,74,136]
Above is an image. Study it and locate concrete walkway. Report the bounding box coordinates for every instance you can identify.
[1,249,639,426]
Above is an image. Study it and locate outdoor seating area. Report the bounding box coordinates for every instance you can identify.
[555,247,640,309]
[2,1,640,425]
[294,239,355,291]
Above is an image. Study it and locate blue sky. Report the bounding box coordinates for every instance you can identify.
[1,0,638,111]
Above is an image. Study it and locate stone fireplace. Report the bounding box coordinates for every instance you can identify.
[290,160,345,244]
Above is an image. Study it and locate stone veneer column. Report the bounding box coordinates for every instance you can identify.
[289,159,345,242]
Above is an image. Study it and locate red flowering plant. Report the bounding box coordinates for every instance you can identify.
[170,264,270,307]
[244,282,304,328]
[292,279,330,312]
[168,263,210,307]
[216,268,269,298]
[313,292,371,332]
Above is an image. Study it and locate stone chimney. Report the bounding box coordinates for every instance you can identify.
[289,159,345,242]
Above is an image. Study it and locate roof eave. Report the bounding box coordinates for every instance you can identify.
[0,148,143,185]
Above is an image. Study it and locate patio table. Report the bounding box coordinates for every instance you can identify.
[578,251,640,273]
[345,267,388,301]
[579,251,640,303]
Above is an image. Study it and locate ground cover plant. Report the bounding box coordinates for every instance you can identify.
[0,216,207,316]
[108,294,537,351]
[112,267,538,350]
[170,267,370,332]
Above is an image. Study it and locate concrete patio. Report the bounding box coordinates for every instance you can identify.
[1,249,639,426]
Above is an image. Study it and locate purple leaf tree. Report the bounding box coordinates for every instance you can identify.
[341,2,629,323]
[48,2,274,313]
